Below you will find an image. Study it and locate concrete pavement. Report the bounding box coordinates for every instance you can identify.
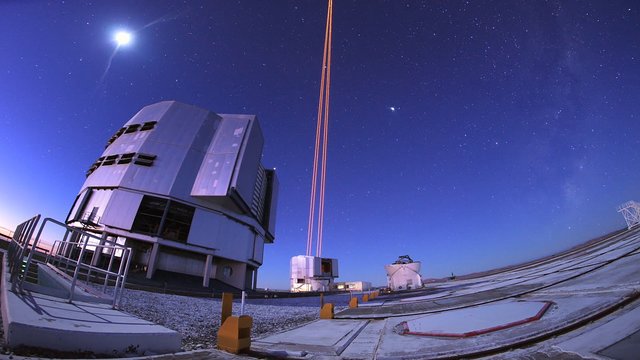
[251,227,640,359]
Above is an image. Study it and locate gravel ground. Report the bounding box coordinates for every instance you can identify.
[117,288,349,351]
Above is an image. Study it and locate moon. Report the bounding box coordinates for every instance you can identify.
[114,31,133,46]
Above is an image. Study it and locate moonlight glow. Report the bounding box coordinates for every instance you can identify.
[114,31,132,46]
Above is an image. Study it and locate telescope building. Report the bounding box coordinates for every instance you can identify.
[66,101,278,290]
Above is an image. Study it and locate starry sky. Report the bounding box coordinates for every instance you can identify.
[1,1,639,290]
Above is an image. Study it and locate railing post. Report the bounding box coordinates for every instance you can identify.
[19,217,46,290]
[68,233,89,303]
[112,247,129,308]
[116,248,133,309]
[240,291,246,316]
[103,245,117,292]
[10,215,40,289]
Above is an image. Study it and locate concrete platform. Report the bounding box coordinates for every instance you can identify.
[2,290,181,356]
[1,252,182,357]
[252,319,369,356]
[400,300,552,337]
[250,227,640,359]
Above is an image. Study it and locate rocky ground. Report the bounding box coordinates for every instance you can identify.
[117,288,328,351]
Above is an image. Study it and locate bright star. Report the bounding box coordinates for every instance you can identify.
[114,31,133,46]
[389,106,396,112]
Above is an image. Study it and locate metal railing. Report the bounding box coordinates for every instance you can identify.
[8,215,41,287]
[47,236,132,307]
[8,215,132,308]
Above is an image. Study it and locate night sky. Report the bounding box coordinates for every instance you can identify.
[1,1,639,289]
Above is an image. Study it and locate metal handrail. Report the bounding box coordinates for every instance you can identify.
[47,238,132,307]
[9,216,132,308]
[8,215,41,289]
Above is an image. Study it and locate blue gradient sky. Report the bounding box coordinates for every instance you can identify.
[1,1,639,289]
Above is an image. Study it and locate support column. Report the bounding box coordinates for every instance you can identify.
[252,268,258,290]
[90,233,107,267]
[146,243,160,279]
[203,254,213,288]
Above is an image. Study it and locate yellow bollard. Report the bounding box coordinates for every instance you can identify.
[320,303,334,319]
[221,292,233,326]
[217,315,252,354]
[363,294,369,302]
[349,297,358,308]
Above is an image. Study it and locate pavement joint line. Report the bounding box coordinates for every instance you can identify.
[372,320,388,360]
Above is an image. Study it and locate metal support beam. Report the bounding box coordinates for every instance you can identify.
[252,268,258,290]
[203,254,213,288]
[146,243,160,279]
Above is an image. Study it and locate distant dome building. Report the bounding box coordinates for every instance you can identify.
[66,101,278,290]
[385,255,423,291]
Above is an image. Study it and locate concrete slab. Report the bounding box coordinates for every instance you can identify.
[0,251,181,357]
[369,293,629,359]
[401,300,551,337]
[357,301,383,308]
[2,289,181,356]
[554,297,640,358]
[396,291,453,303]
[252,319,368,356]
[598,330,640,360]
[339,319,387,359]
[335,282,544,319]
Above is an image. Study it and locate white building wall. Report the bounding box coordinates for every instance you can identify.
[100,190,143,231]
[107,131,147,155]
[336,281,372,292]
[82,165,128,189]
[119,140,185,195]
[156,249,205,277]
[290,255,339,292]
[216,217,255,261]
[385,262,423,291]
[75,188,113,222]
[214,258,247,289]
[187,209,255,263]
[252,235,264,264]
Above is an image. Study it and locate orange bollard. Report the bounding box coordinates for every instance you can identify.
[363,294,369,302]
[320,303,334,319]
[349,297,358,308]
[217,315,252,354]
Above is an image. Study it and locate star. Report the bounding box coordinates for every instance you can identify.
[389,106,397,112]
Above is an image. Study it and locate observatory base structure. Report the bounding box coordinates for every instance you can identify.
[385,255,423,291]
[290,255,338,292]
[65,101,278,290]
